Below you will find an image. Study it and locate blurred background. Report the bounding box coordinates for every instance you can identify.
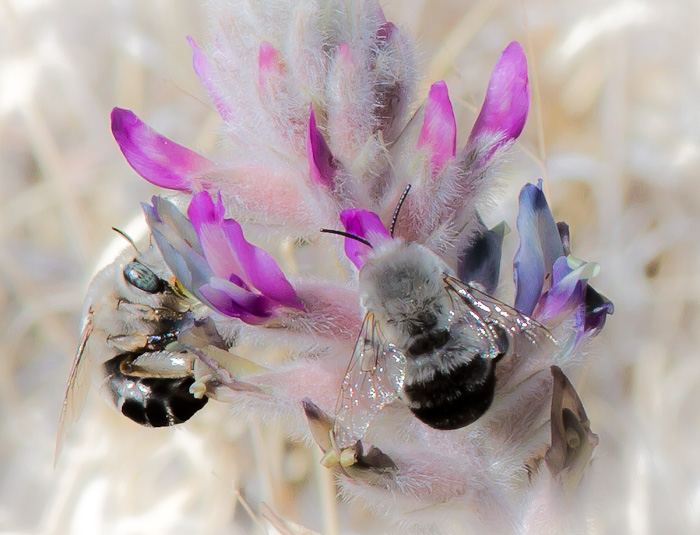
[2,0,699,533]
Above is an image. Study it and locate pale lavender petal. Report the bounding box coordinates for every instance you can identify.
[111,108,212,190]
[306,104,337,188]
[200,278,275,325]
[513,181,564,315]
[467,42,529,155]
[417,81,456,175]
[340,209,391,269]
[142,197,211,301]
[221,218,304,309]
[150,195,202,254]
[457,220,505,295]
[187,36,234,121]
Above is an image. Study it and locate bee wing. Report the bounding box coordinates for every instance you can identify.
[443,275,555,358]
[55,317,94,464]
[333,313,406,449]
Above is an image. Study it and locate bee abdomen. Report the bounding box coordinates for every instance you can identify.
[403,356,496,430]
[104,354,208,427]
[407,329,450,356]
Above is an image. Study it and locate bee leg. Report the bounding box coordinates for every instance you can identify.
[123,351,197,379]
[107,333,149,352]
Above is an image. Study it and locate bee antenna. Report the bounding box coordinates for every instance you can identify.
[390,184,412,238]
[320,228,373,248]
[111,227,141,254]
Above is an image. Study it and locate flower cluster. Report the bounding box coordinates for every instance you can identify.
[106,0,612,531]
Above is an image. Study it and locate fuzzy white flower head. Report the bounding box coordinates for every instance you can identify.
[87,0,614,532]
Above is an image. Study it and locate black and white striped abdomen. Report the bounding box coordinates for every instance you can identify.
[403,354,497,430]
[402,326,502,430]
[102,351,208,427]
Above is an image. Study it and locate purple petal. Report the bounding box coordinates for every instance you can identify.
[513,181,564,315]
[584,286,614,334]
[111,108,212,191]
[467,41,530,156]
[200,278,275,325]
[306,104,337,188]
[417,81,456,175]
[340,209,391,269]
[534,257,587,324]
[187,37,234,122]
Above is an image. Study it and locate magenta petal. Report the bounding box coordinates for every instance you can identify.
[111,108,212,191]
[337,43,352,64]
[340,209,391,269]
[188,191,303,310]
[306,104,337,188]
[258,41,283,87]
[467,42,530,154]
[187,36,234,121]
[188,191,245,279]
[417,81,457,175]
[221,218,304,309]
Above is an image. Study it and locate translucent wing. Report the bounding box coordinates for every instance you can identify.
[333,313,406,449]
[443,275,555,358]
[55,315,94,464]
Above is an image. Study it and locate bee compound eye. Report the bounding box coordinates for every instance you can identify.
[123,261,166,294]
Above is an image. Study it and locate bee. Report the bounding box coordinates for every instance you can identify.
[328,189,553,449]
[57,234,211,458]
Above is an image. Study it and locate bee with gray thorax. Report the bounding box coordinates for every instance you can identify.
[326,189,552,449]
[57,235,210,458]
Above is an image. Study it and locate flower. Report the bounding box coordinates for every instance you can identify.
[103,1,613,532]
[514,180,613,342]
[143,192,303,325]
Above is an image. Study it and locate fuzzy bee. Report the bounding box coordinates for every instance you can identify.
[328,191,553,449]
[57,237,211,458]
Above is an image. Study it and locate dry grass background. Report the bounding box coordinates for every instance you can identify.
[2,0,699,533]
